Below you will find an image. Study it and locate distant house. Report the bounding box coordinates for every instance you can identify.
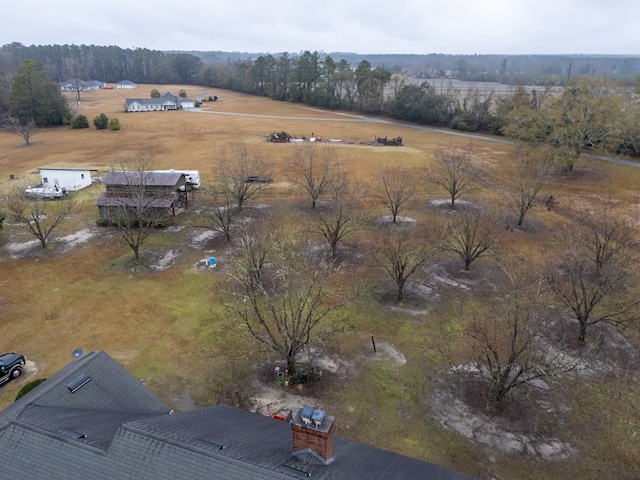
[0,350,479,480]
[60,79,106,91]
[125,97,179,112]
[125,92,195,112]
[38,167,96,191]
[94,170,187,221]
[116,80,137,89]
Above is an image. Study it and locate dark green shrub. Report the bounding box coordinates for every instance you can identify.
[70,114,89,129]
[93,113,109,130]
[108,118,121,131]
[15,378,47,401]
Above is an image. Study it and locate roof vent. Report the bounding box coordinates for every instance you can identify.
[59,428,87,440]
[194,439,224,451]
[277,465,311,478]
[66,373,91,393]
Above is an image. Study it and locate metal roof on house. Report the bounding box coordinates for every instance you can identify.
[0,352,480,480]
[94,192,176,208]
[103,171,183,187]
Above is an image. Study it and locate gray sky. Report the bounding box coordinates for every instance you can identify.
[3,0,638,55]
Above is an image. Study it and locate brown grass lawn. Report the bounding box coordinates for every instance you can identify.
[1,86,640,479]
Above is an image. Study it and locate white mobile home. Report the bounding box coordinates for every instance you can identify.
[38,168,95,191]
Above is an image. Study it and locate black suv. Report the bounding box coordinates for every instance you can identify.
[0,353,25,386]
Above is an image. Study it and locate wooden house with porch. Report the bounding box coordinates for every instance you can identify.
[94,171,189,223]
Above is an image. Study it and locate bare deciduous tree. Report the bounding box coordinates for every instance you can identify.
[234,223,275,285]
[429,145,480,207]
[547,197,639,341]
[193,178,240,242]
[375,165,417,223]
[371,224,431,302]
[2,178,74,249]
[290,143,341,209]
[226,229,348,375]
[454,262,569,404]
[314,178,364,258]
[3,114,38,146]
[444,206,501,271]
[503,145,552,227]
[215,143,271,210]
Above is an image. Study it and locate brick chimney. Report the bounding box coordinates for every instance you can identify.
[291,406,335,465]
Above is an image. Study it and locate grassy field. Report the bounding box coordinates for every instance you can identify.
[1,85,640,479]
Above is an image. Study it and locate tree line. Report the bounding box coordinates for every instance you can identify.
[3,44,640,161]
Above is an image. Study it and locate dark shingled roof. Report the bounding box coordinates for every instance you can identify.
[0,352,480,480]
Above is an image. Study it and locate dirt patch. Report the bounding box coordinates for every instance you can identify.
[431,383,576,460]
[149,249,180,271]
[376,215,417,225]
[23,360,41,377]
[245,343,406,417]
[55,228,97,254]
[188,229,221,249]
[3,227,97,258]
[359,341,407,367]
[3,238,41,258]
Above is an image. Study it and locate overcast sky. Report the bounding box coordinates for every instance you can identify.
[3,0,638,55]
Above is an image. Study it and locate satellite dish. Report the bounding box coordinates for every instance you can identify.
[72,349,84,358]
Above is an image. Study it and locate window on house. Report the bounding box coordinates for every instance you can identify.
[43,177,48,184]
[81,173,84,179]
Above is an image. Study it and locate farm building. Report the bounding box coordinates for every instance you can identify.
[94,170,187,221]
[125,92,195,112]
[0,350,479,480]
[196,92,219,102]
[116,80,137,89]
[38,167,96,191]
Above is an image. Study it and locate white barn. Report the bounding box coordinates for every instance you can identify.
[116,80,137,89]
[38,168,95,191]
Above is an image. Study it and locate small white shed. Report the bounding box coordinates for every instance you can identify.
[38,168,95,191]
